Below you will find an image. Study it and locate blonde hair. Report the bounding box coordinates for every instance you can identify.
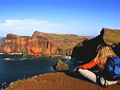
[95,44,117,68]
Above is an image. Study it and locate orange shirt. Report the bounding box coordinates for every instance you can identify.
[79,56,100,69]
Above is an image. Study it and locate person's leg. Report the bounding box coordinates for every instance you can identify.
[78,69,118,86]
[78,69,97,83]
[100,77,118,86]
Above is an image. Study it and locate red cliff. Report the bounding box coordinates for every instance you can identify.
[0,31,91,56]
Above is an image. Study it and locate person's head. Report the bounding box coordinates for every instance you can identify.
[97,44,117,68]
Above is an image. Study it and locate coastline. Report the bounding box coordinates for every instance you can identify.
[0,53,71,59]
[0,53,73,89]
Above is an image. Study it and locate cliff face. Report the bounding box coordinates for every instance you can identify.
[0,31,91,55]
[71,28,120,63]
[0,34,52,55]
[32,31,92,55]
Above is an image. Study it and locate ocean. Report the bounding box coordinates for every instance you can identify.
[0,37,76,88]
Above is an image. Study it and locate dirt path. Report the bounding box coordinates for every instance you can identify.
[5,72,120,90]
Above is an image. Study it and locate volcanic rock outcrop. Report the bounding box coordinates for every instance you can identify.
[71,28,120,63]
[0,31,91,56]
[53,59,69,72]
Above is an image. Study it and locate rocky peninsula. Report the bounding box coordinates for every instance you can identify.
[0,31,91,56]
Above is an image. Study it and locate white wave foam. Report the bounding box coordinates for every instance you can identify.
[4,57,27,61]
[50,67,54,71]
[0,53,5,54]
[8,53,22,55]
[20,58,27,60]
[64,56,71,59]
[0,53,23,55]
[4,58,13,61]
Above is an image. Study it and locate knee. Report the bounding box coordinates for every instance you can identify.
[77,68,83,73]
[77,68,89,74]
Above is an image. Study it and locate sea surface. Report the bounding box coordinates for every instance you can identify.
[0,37,76,88]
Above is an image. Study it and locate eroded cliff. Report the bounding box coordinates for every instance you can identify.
[0,31,91,56]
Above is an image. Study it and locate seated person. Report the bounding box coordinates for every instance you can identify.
[74,44,118,87]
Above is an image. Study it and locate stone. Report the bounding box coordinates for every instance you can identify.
[54,59,69,72]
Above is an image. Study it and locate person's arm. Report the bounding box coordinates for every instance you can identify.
[78,57,100,69]
[74,56,100,72]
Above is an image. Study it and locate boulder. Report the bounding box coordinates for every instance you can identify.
[54,59,69,72]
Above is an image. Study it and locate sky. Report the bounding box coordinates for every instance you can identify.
[0,0,120,37]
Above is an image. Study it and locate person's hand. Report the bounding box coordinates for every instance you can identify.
[74,67,79,72]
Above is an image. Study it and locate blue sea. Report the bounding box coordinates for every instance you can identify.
[0,37,76,89]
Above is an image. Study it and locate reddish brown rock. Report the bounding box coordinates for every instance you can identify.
[31,31,92,55]
[33,52,39,57]
[54,59,69,71]
[0,31,91,56]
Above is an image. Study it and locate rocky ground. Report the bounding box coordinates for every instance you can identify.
[5,72,120,90]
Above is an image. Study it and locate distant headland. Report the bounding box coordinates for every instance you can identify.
[0,30,92,56]
[1,28,120,61]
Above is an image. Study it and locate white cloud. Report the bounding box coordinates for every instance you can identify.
[2,19,63,27]
[0,19,63,36]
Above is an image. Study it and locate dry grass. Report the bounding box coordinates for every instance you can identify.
[104,30,120,43]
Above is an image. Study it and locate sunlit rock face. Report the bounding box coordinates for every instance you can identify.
[0,31,91,56]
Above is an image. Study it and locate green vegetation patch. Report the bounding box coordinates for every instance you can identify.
[49,33,82,40]
[104,30,120,43]
[50,34,67,39]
